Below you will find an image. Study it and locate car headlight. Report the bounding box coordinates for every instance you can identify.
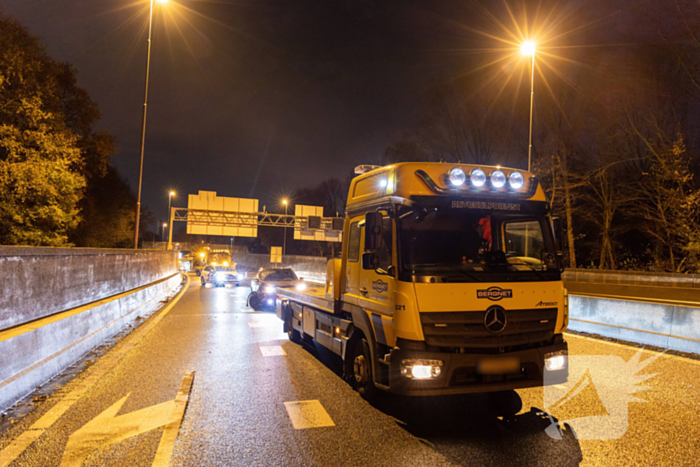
[400,359,443,379]
[296,283,307,291]
[237,273,243,280]
[265,286,276,294]
[545,350,568,371]
[214,272,222,280]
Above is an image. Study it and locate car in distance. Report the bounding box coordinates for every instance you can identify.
[248,268,305,311]
[201,266,240,287]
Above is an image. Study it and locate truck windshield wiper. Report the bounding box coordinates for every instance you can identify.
[412,264,483,283]
[512,263,549,280]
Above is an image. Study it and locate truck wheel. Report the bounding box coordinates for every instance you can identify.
[487,390,522,418]
[351,338,380,400]
[285,309,302,344]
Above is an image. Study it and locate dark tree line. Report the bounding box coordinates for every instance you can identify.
[382,0,700,273]
[0,14,154,247]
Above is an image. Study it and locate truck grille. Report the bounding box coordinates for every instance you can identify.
[420,308,557,349]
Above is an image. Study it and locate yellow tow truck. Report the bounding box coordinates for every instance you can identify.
[276,162,569,397]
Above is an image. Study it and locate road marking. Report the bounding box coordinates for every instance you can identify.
[59,372,194,467]
[565,333,700,367]
[152,372,195,467]
[0,276,192,467]
[259,346,286,356]
[284,400,335,429]
[248,322,268,328]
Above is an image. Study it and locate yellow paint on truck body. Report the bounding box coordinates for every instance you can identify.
[279,162,568,396]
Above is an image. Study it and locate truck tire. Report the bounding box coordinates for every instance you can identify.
[351,337,380,400]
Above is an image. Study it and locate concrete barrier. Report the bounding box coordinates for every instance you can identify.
[564,269,700,354]
[0,247,180,412]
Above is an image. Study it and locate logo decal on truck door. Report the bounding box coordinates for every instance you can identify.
[372,280,388,293]
[477,287,513,301]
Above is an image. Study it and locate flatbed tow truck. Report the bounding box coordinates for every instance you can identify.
[276,162,569,397]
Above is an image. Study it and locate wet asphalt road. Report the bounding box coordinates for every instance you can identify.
[1,276,699,466]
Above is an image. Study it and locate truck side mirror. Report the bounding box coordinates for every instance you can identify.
[362,252,379,270]
[553,217,564,252]
[364,212,383,251]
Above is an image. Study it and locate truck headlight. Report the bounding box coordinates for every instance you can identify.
[265,286,276,294]
[237,273,244,280]
[296,283,307,291]
[400,359,443,379]
[545,350,568,371]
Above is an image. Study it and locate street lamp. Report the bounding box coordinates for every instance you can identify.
[521,40,536,172]
[282,199,288,257]
[167,190,175,239]
[161,223,167,243]
[134,0,168,249]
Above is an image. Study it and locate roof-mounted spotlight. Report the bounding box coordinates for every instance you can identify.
[448,167,466,186]
[470,168,486,187]
[509,171,524,189]
[490,170,506,188]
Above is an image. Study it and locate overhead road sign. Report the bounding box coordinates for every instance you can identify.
[187,191,258,237]
[294,205,342,242]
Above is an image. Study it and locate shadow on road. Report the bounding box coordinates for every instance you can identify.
[372,392,583,467]
[308,341,583,467]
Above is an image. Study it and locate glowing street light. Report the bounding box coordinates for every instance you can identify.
[281,199,289,257]
[166,190,176,248]
[134,0,168,249]
[521,40,536,172]
[521,41,536,57]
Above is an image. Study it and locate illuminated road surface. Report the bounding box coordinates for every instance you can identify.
[0,277,698,466]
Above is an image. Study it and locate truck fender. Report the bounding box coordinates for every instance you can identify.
[343,303,380,383]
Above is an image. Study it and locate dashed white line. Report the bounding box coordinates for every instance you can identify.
[259,346,286,356]
[284,400,335,429]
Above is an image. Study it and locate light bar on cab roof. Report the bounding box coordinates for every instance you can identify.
[414,167,538,198]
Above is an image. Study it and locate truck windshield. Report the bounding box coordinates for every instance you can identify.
[397,206,559,282]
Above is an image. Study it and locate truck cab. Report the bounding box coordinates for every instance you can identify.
[277,162,568,397]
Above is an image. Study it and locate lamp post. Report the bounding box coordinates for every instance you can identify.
[133,0,168,249]
[521,40,536,172]
[282,199,288,257]
[167,190,175,239]
[161,223,167,243]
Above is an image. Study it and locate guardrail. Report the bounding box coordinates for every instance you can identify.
[563,269,700,354]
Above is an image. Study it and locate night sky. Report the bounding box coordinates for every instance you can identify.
[0,0,646,223]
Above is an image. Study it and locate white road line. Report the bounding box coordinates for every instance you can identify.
[565,332,700,366]
[283,401,335,429]
[248,322,269,328]
[152,372,195,467]
[259,346,286,357]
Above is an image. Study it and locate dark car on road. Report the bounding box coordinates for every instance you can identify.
[248,268,305,311]
[200,266,240,287]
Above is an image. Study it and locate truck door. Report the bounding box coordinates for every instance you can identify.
[345,218,362,296]
[359,214,395,345]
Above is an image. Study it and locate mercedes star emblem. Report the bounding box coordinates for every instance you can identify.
[484,306,507,334]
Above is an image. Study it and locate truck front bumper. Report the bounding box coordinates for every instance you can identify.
[386,339,568,396]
